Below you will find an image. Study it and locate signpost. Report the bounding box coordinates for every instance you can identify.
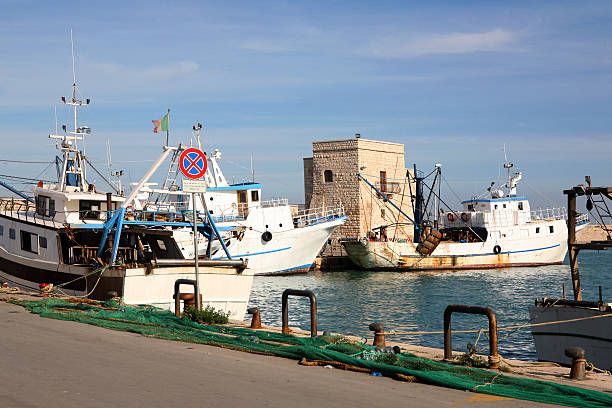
[179,148,208,310]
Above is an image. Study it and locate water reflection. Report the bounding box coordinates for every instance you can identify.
[248,251,612,361]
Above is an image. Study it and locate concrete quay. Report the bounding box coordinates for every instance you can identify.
[0,294,609,408]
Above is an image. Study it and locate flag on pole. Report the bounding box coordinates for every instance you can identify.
[152,112,169,133]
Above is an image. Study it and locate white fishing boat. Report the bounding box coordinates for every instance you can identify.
[529,179,612,371]
[146,126,347,275]
[0,54,252,318]
[342,157,587,270]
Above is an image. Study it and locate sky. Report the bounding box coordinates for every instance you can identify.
[0,0,611,209]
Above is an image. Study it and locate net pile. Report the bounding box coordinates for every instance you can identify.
[10,298,612,408]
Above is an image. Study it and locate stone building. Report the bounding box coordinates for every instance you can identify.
[303,135,414,241]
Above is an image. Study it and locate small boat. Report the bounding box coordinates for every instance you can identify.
[145,126,347,276]
[528,179,612,371]
[0,64,252,318]
[342,157,588,270]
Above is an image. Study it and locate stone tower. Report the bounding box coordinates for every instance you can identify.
[304,136,414,241]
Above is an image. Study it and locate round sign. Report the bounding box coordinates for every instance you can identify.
[179,148,208,179]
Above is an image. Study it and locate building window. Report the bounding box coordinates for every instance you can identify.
[549,225,554,233]
[39,236,47,249]
[518,202,524,210]
[324,170,333,183]
[536,227,540,233]
[20,230,39,254]
[380,171,387,192]
[79,200,101,220]
[251,190,259,201]
[9,228,15,239]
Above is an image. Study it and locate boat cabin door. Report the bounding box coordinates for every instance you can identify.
[237,190,248,217]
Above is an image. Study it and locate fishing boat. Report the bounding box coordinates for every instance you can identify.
[0,67,252,318]
[342,157,588,270]
[145,125,347,275]
[528,179,612,371]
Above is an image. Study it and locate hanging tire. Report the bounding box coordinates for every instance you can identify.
[493,245,501,255]
[262,231,272,242]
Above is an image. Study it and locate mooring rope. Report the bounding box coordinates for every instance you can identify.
[388,312,612,336]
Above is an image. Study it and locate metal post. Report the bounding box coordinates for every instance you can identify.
[192,192,201,310]
[567,191,582,300]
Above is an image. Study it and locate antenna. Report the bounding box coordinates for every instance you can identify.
[251,155,254,182]
[70,29,76,86]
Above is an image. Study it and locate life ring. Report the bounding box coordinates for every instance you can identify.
[493,245,501,255]
[447,213,455,222]
[261,231,272,242]
[461,212,469,222]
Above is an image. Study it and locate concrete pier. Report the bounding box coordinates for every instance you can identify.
[0,297,560,408]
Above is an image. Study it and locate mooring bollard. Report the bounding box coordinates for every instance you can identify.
[281,289,317,337]
[247,307,262,329]
[173,279,200,317]
[443,304,500,369]
[565,347,586,380]
[369,322,386,347]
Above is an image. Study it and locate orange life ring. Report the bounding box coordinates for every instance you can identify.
[447,213,455,222]
[461,212,469,222]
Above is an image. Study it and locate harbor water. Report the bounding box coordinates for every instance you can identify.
[247,250,612,361]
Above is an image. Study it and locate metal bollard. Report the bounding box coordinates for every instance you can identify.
[369,323,386,347]
[443,304,499,369]
[281,289,317,337]
[565,347,586,380]
[173,279,199,317]
[247,307,262,329]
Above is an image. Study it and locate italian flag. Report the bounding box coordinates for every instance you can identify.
[152,112,169,133]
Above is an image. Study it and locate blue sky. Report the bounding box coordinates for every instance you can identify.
[0,1,611,208]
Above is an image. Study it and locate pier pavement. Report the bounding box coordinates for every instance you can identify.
[0,297,561,408]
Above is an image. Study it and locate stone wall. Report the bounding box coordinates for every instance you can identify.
[306,137,414,240]
[303,157,313,208]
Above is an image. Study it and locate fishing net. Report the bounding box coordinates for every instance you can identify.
[9,297,612,408]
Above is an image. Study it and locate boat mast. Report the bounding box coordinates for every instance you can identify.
[48,30,91,192]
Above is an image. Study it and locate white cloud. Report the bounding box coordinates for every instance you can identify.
[359,29,520,58]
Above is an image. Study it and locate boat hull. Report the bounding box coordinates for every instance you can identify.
[0,245,253,319]
[528,306,612,371]
[342,220,568,270]
[216,216,347,275]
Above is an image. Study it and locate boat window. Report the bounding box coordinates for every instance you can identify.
[467,204,474,211]
[379,171,387,192]
[0,225,3,236]
[549,225,554,233]
[39,236,47,248]
[36,195,48,216]
[494,204,498,209]
[9,228,15,239]
[518,202,523,210]
[251,190,259,201]
[20,230,39,254]
[79,200,101,220]
[536,227,540,233]
[324,170,333,183]
[503,204,507,208]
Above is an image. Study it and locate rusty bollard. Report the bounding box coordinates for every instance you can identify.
[565,347,586,380]
[369,323,386,347]
[247,307,262,329]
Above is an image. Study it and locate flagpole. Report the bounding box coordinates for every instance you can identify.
[166,108,170,146]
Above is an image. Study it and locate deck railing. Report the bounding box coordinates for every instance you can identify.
[293,205,345,228]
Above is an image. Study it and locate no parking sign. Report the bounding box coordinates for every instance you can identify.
[179,148,207,179]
